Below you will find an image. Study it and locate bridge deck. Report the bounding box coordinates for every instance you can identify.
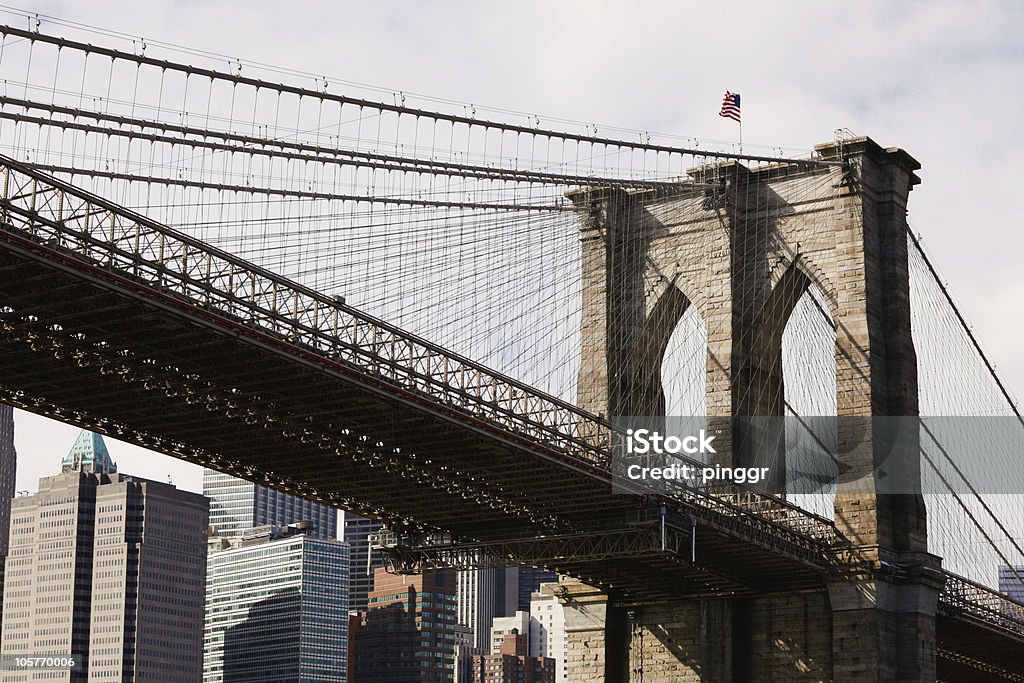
[0,157,834,598]
[0,159,1021,675]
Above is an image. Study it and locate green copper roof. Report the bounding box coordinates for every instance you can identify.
[61,430,117,474]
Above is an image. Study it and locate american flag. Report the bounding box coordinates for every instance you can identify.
[719,91,741,122]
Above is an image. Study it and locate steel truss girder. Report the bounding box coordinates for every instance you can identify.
[373,521,757,598]
[0,155,844,558]
[939,572,1024,640]
[0,157,609,467]
[0,160,869,586]
[937,648,1024,682]
[0,317,571,533]
[376,525,691,571]
[0,130,1021,665]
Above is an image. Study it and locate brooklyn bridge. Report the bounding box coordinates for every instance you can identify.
[0,20,1021,682]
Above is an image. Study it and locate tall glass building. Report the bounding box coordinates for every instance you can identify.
[514,566,558,612]
[343,513,383,612]
[203,469,337,539]
[204,525,350,682]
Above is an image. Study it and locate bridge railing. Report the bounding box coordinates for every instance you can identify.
[940,570,1024,638]
[0,157,840,551]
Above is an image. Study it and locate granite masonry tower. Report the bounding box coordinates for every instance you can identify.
[560,137,940,682]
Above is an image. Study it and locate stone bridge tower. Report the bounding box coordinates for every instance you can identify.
[561,137,942,682]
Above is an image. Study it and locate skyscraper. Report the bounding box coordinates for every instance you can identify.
[451,566,557,658]
[528,585,566,683]
[513,567,557,612]
[1,430,208,683]
[343,513,383,613]
[457,567,517,654]
[203,468,337,539]
[356,567,457,682]
[204,523,350,682]
[0,405,15,632]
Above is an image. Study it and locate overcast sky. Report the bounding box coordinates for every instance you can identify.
[6,1,1024,498]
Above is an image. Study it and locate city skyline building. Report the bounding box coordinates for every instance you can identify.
[356,567,457,682]
[469,629,555,683]
[513,567,557,613]
[453,624,476,683]
[998,565,1024,603]
[489,612,530,655]
[0,406,15,633]
[457,567,517,654]
[343,513,383,613]
[203,468,337,539]
[528,586,566,683]
[1,430,208,683]
[204,522,350,683]
[485,584,566,683]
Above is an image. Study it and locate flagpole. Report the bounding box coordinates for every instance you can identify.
[719,91,742,152]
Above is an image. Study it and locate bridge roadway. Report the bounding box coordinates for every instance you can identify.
[0,158,1020,675]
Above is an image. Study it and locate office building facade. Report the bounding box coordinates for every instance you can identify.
[528,586,566,683]
[483,585,565,683]
[489,612,530,655]
[513,567,557,612]
[342,513,383,613]
[205,523,349,682]
[0,405,15,631]
[356,567,456,682]
[1,430,208,682]
[469,630,555,683]
[457,567,517,654]
[203,469,337,539]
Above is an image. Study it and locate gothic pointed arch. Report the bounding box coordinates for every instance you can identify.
[625,282,692,417]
